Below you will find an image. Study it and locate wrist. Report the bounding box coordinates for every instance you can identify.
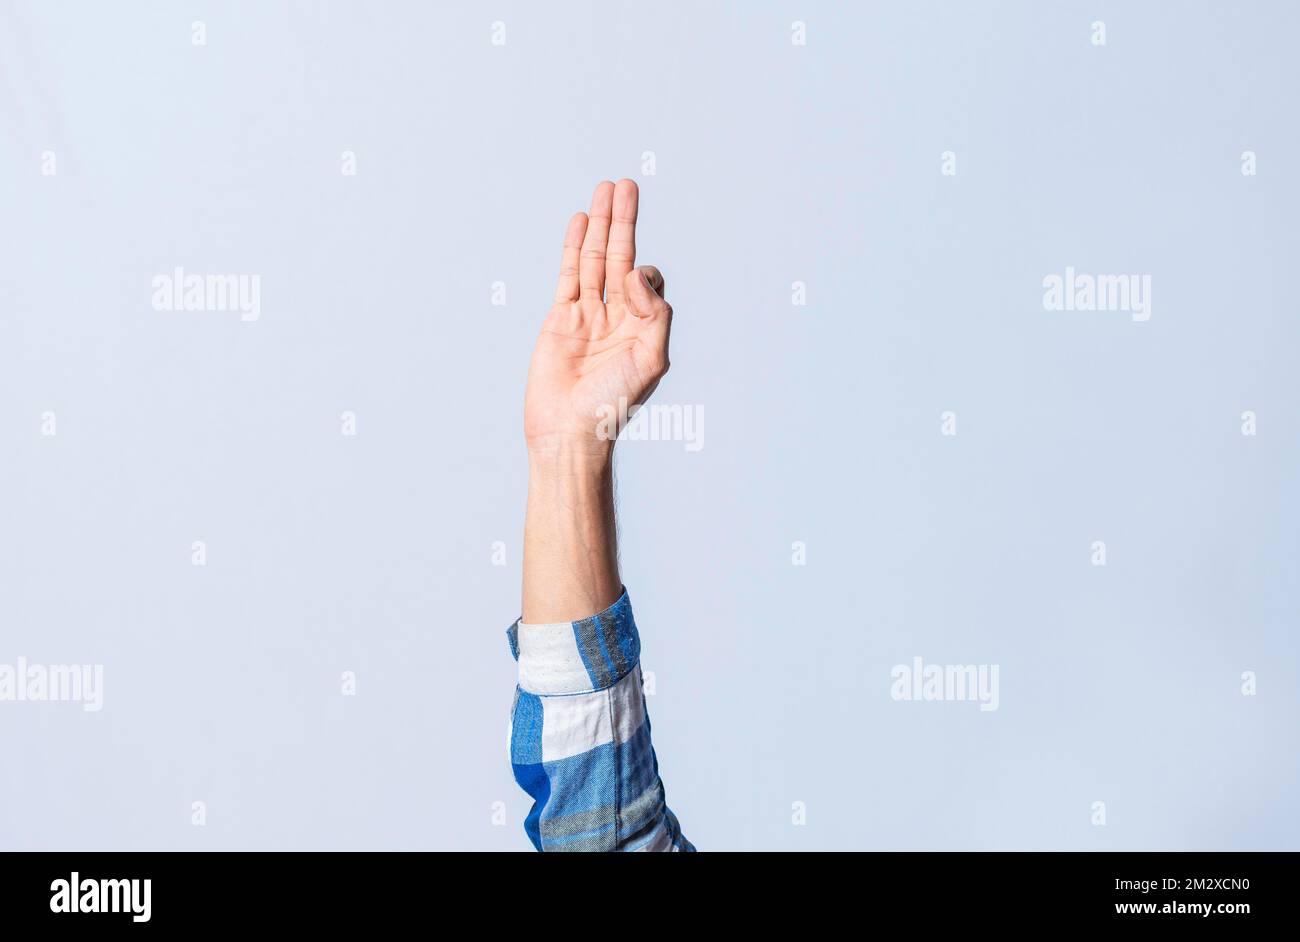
[526,434,614,479]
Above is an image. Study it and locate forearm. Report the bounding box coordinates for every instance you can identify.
[507,179,690,852]
[510,442,693,853]
[522,442,621,624]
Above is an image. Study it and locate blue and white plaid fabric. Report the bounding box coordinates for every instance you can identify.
[507,589,694,852]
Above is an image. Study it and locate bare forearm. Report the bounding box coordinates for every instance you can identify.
[508,179,691,852]
[522,445,621,624]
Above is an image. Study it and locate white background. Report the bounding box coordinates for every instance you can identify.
[1,1,1297,849]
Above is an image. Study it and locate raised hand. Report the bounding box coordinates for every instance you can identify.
[523,179,673,460]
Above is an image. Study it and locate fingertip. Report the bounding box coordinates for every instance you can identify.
[636,264,664,296]
[590,181,615,216]
[624,269,651,315]
[612,178,639,221]
[563,211,588,245]
[626,266,667,318]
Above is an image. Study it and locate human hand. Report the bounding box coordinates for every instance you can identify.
[523,179,673,464]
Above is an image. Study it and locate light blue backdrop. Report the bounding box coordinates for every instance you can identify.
[1,1,1296,850]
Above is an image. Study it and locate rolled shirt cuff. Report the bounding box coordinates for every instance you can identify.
[506,589,641,695]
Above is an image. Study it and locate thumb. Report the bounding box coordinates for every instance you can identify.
[624,266,672,376]
[625,266,669,319]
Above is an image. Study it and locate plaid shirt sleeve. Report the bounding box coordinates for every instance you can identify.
[506,588,694,852]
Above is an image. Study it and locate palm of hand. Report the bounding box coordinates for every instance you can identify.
[524,180,672,453]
